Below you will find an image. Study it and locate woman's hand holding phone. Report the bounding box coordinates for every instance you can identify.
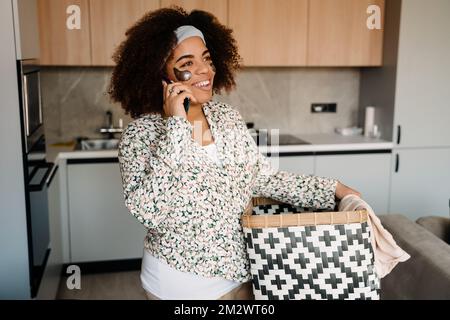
[162,80,197,119]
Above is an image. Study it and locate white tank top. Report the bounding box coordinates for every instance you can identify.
[140,143,242,299]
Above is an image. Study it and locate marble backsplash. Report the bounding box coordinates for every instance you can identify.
[40,67,360,145]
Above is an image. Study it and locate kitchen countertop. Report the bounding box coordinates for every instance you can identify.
[46,133,393,163]
[46,146,117,163]
[258,133,393,153]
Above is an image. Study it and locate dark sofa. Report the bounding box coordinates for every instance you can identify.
[378,214,450,300]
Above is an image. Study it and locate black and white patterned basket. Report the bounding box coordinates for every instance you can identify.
[242,197,380,300]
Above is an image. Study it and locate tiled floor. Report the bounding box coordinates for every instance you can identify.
[56,270,147,300]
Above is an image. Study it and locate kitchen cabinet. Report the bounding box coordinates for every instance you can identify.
[360,0,450,220]
[308,0,385,66]
[361,0,450,146]
[389,148,450,221]
[315,153,391,213]
[38,0,228,66]
[228,0,308,66]
[36,166,63,299]
[267,154,315,175]
[67,161,146,262]
[12,0,41,60]
[38,0,91,66]
[90,0,159,66]
[389,1,450,219]
[266,152,391,213]
[392,0,450,148]
[37,0,385,67]
[161,0,227,25]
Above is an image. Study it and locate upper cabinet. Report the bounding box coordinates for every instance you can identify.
[38,0,91,66]
[392,0,450,148]
[308,0,385,66]
[37,0,385,67]
[228,0,308,66]
[161,0,228,25]
[13,0,41,60]
[90,0,159,66]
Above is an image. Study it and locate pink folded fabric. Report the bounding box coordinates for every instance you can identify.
[338,194,411,278]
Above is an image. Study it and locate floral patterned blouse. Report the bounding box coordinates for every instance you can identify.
[118,100,338,283]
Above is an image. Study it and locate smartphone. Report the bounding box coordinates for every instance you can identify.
[162,76,190,113]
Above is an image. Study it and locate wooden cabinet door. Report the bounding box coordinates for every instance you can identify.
[308,0,385,66]
[161,0,227,25]
[38,0,91,65]
[229,0,308,66]
[90,0,159,66]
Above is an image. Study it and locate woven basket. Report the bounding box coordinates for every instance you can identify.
[242,197,380,300]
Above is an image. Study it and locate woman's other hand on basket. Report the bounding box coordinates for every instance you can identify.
[335,181,361,200]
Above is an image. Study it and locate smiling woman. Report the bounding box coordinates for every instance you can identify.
[108,6,359,301]
[107,7,240,119]
[162,34,215,114]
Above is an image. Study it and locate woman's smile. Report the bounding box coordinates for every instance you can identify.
[191,78,212,91]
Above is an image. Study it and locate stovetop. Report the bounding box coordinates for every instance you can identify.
[250,131,310,146]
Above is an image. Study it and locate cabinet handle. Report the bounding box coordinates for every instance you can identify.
[397,125,401,145]
[395,154,400,173]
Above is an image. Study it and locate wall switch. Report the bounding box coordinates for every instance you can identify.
[311,103,337,113]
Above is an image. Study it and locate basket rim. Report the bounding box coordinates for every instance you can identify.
[242,197,368,228]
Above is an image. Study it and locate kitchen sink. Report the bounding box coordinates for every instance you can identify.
[77,139,119,151]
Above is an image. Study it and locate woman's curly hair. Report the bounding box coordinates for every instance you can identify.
[108,6,242,119]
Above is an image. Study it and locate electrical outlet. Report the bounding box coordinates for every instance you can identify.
[311,103,337,113]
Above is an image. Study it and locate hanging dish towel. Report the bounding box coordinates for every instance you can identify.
[338,195,411,278]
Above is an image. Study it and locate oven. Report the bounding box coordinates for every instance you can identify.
[17,58,53,297]
[18,59,44,154]
[27,156,53,297]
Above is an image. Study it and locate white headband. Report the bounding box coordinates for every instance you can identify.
[174,25,206,45]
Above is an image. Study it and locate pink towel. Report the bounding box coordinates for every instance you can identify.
[338,194,410,278]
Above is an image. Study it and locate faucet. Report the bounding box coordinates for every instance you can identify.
[99,110,123,139]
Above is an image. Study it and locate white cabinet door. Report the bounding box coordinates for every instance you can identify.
[315,153,391,214]
[390,148,450,221]
[267,154,315,175]
[393,0,450,147]
[68,162,147,262]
